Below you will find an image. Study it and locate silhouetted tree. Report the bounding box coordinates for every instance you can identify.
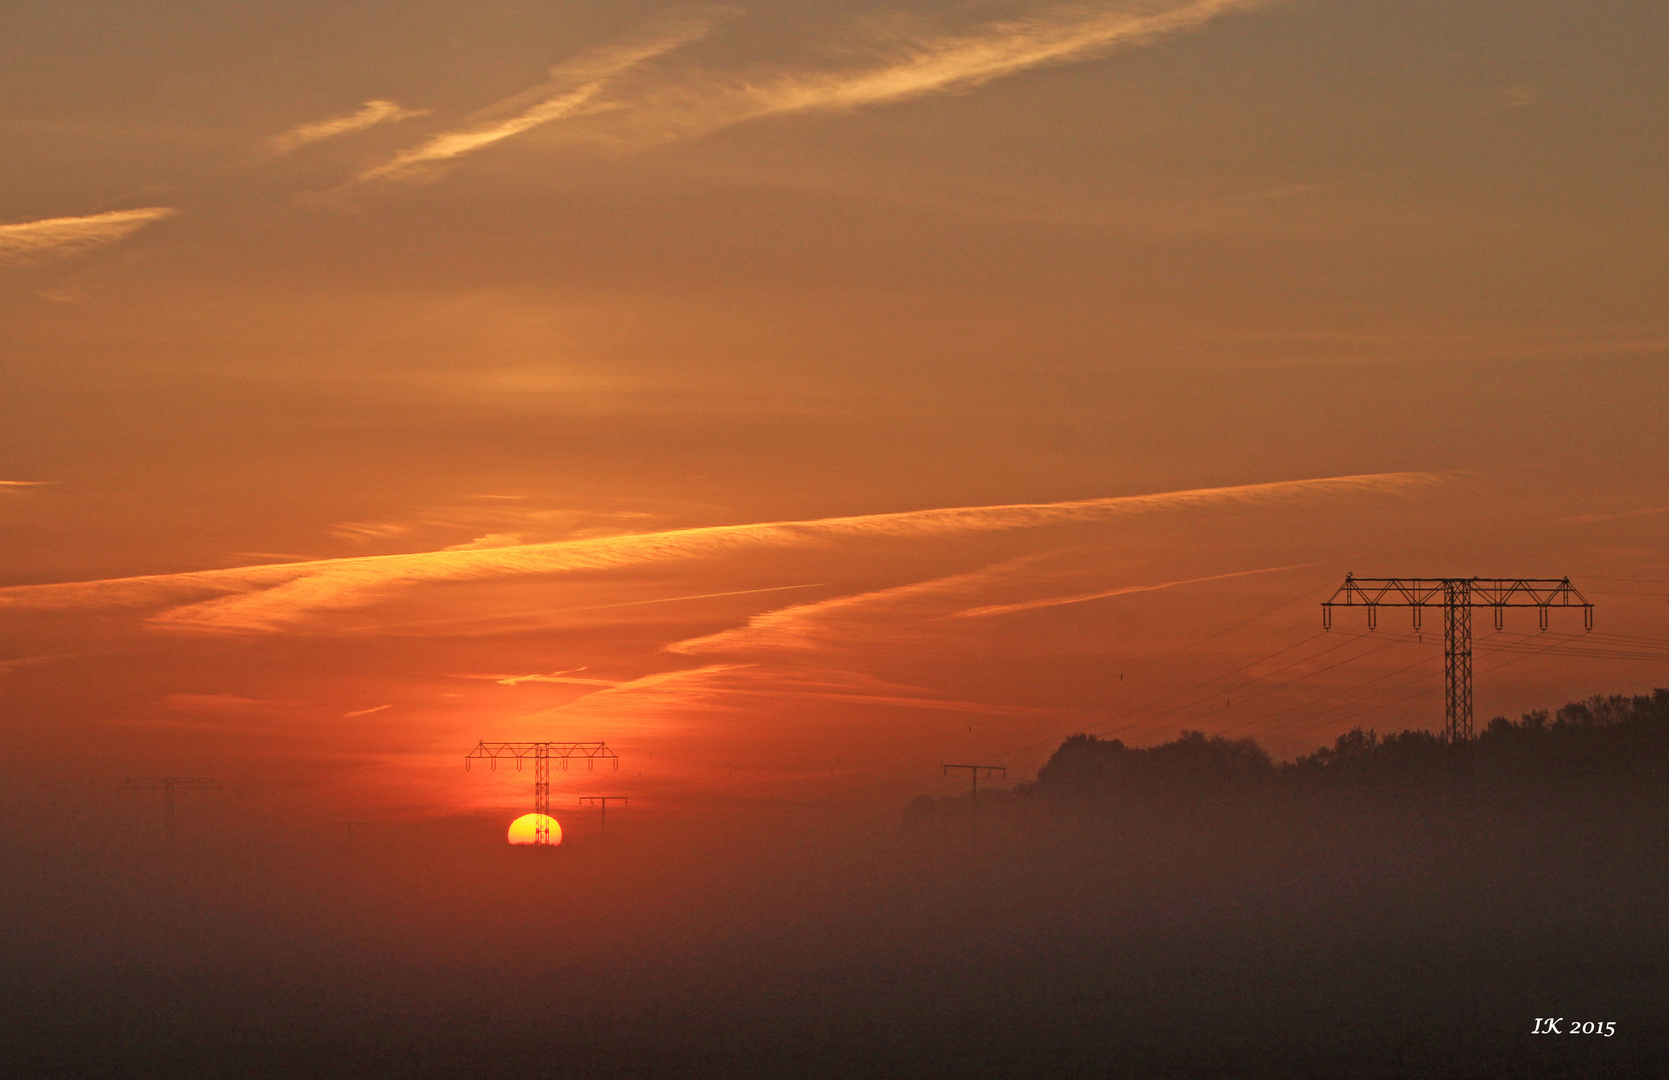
[1034,729,1272,797]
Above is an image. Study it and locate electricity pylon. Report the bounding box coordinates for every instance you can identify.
[941,764,1006,805]
[120,777,221,847]
[578,795,627,839]
[1323,575,1592,742]
[465,742,618,846]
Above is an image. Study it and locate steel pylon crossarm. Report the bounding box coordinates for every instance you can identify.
[464,742,620,771]
[1322,576,1593,632]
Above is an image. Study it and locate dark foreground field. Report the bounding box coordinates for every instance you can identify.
[5,695,1668,1078]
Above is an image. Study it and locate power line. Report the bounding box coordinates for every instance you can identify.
[1085,632,1335,734]
[1215,647,1440,741]
[1138,632,1421,740]
[1244,630,1585,745]
[1235,627,1590,745]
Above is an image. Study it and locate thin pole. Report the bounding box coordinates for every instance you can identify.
[941,765,1005,848]
[579,796,627,840]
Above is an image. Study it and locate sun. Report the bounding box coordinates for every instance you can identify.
[507,813,563,846]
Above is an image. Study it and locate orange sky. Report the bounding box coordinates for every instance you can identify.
[2,0,1666,829]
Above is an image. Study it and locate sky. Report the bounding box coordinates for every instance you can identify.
[2,0,1667,831]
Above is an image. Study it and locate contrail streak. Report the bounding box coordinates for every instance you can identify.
[332,582,830,633]
[949,562,1321,618]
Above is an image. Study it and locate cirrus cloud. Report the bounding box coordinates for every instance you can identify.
[0,208,176,265]
[0,471,1454,634]
[346,0,1275,189]
[268,99,431,155]
[354,9,732,186]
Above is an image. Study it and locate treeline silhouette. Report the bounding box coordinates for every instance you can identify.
[910,688,1669,817]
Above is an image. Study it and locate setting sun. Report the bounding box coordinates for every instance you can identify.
[507,814,562,846]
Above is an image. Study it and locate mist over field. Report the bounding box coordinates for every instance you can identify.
[7,695,1667,1078]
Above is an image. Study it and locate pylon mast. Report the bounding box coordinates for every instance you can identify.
[1322,575,1592,742]
[120,777,221,847]
[465,742,618,846]
[1443,581,1472,745]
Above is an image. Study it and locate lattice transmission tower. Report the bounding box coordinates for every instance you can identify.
[120,777,221,847]
[1322,575,1592,742]
[465,742,618,846]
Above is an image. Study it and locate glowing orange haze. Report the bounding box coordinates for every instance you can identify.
[0,0,1666,832]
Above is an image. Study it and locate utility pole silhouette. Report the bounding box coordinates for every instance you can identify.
[1323,575,1592,742]
[942,764,1005,850]
[120,777,221,847]
[579,795,627,839]
[942,764,1006,804]
[465,742,618,846]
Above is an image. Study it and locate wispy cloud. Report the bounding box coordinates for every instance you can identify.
[0,471,1450,633]
[343,1,1267,190]
[1554,505,1669,526]
[489,672,621,687]
[0,208,176,265]
[669,556,1051,656]
[355,10,728,186]
[268,99,430,154]
[618,666,1064,717]
[657,0,1271,136]
[333,583,830,635]
[0,655,55,675]
[329,521,418,544]
[442,667,620,687]
[343,704,393,718]
[948,561,1316,618]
